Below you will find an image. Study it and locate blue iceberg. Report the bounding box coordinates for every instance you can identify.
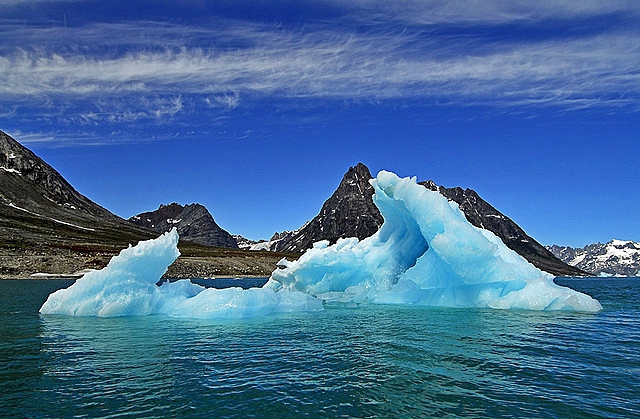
[40,170,601,318]
[269,171,602,312]
[39,229,323,318]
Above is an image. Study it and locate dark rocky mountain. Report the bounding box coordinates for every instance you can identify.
[0,129,155,251]
[0,129,586,278]
[130,203,238,248]
[275,163,584,276]
[273,163,383,252]
[547,240,640,276]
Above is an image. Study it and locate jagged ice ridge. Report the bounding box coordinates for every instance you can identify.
[41,171,601,318]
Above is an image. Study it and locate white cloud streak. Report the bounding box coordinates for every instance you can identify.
[334,0,640,25]
[1,29,637,108]
[0,1,639,123]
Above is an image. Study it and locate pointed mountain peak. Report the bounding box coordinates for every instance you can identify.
[333,163,375,196]
[346,162,373,178]
[273,163,383,252]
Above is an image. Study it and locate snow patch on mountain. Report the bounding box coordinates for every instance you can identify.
[1,166,22,175]
[547,239,640,277]
[235,229,304,252]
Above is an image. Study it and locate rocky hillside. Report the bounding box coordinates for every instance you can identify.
[272,163,583,276]
[130,203,238,248]
[0,129,156,252]
[547,240,640,276]
[0,130,286,278]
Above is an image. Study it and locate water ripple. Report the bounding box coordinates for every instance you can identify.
[2,278,640,418]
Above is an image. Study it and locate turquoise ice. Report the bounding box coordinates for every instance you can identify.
[39,229,323,318]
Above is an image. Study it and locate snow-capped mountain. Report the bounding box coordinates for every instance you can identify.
[234,230,301,251]
[233,235,259,249]
[547,240,640,277]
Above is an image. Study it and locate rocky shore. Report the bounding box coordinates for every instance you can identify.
[0,245,295,280]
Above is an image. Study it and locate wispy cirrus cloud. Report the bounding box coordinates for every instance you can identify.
[2,26,638,106]
[333,0,640,25]
[0,0,639,139]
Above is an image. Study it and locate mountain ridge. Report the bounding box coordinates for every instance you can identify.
[0,129,284,279]
[0,129,590,278]
[0,129,156,250]
[418,180,585,276]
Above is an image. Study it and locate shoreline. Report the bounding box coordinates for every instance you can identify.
[1,275,272,281]
[0,250,289,280]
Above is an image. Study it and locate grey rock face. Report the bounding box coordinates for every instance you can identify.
[274,163,383,252]
[1,130,113,217]
[130,203,238,248]
[0,129,155,249]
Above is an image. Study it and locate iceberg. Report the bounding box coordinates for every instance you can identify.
[39,229,323,318]
[269,171,602,312]
[40,171,602,318]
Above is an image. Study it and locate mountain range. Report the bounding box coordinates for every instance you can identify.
[0,129,155,251]
[0,129,285,278]
[237,163,583,276]
[0,128,612,278]
[547,240,640,277]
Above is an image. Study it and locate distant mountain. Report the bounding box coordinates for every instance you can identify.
[0,129,298,279]
[0,128,587,279]
[0,129,155,250]
[233,235,259,250]
[273,163,583,276]
[236,229,302,252]
[547,240,640,276]
[130,203,238,248]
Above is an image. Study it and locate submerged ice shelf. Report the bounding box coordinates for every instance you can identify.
[40,171,602,318]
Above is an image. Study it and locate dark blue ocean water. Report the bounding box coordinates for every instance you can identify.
[1,278,638,418]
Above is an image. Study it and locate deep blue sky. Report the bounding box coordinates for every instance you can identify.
[1,1,639,247]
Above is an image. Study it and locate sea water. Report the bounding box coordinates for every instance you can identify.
[1,278,638,418]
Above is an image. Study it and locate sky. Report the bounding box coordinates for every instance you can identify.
[1,0,639,247]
